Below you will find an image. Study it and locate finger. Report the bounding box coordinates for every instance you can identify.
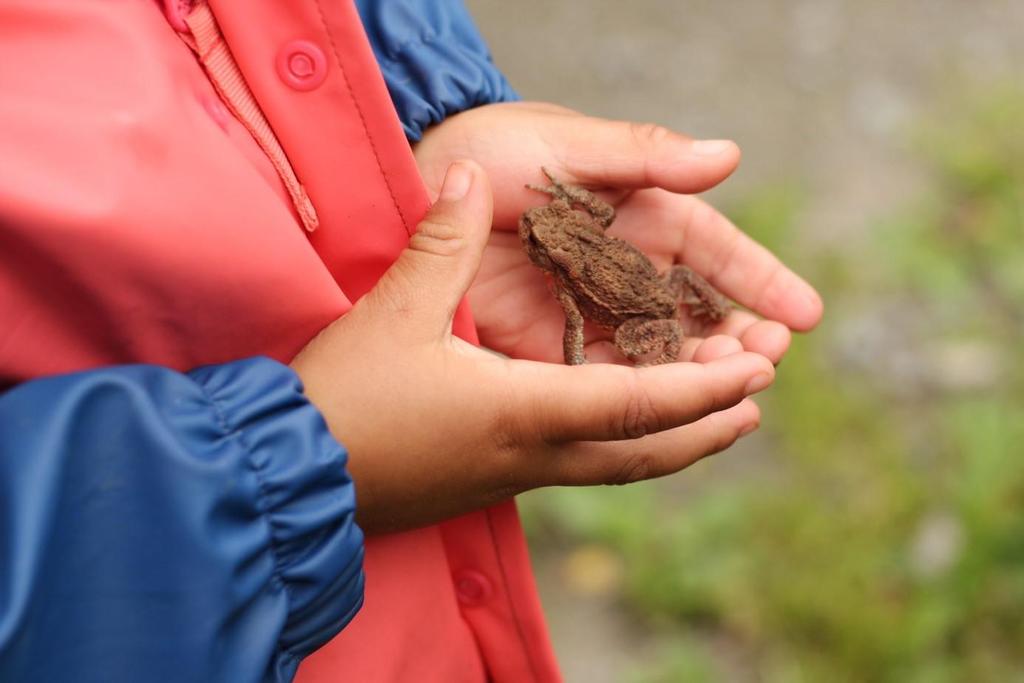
[551,398,761,486]
[737,321,792,365]
[689,335,744,363]
[369,160,493,337]
[577,333,741,365]
[547,117,741,194]
[679,196,824,331]
[518,351,774,443]
[690,311,793,365]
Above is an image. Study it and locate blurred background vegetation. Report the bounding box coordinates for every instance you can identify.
[468,1,1024,681]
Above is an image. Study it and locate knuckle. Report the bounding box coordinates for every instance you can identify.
[628,121,672,149]
[411,218,468,258]
[483,481,526,507]
[611,451,654,485]
[488,382,553,488]
[617,373,661,440]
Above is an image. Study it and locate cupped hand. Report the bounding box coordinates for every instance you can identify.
[291,161,775,533]
[413,102,824,365]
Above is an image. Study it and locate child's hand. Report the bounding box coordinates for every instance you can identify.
[413,103,824,366]
[291,161,774,534]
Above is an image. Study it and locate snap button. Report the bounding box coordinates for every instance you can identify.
[453,570,493,607]
[276,40,328,91]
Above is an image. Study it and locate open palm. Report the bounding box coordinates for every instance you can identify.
[414,103,823,364]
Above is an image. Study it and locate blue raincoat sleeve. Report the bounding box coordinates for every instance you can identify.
[0,357,364,683]
[356,0,519,141]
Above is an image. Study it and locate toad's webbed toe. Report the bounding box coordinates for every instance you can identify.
[615,317,682,366]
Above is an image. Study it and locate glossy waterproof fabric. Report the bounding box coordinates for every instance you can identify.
[0,0,560,681]
[355,0,519,141]
[0,359,363,682]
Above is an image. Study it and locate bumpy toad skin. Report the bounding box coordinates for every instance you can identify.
[519,168,731,365]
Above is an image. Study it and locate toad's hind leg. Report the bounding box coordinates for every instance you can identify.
[555,286,587,365]
[664,265,731,323]
[615,317,682,366]
[527,167,616,228]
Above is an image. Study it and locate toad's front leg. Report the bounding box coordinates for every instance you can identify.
[554,286,587,365]
[665,265,731,322]
[527,167,616,228]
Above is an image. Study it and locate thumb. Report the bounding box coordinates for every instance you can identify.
[369,160,493,337]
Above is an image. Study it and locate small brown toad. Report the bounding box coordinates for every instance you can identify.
[519,168,731,365]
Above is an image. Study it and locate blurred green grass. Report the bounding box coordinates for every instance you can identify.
[521,88,1024,682]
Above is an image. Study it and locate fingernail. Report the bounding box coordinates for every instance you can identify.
[744,372,773,395]
[691,139,734,156]
[739,422,759,438]
[440,162,473,200]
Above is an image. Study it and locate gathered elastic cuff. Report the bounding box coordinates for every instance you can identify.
[380,33,520,141]
[190,358,365,664]
[355,0,519,141]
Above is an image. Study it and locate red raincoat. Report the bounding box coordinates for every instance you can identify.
[0,0,560,680]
